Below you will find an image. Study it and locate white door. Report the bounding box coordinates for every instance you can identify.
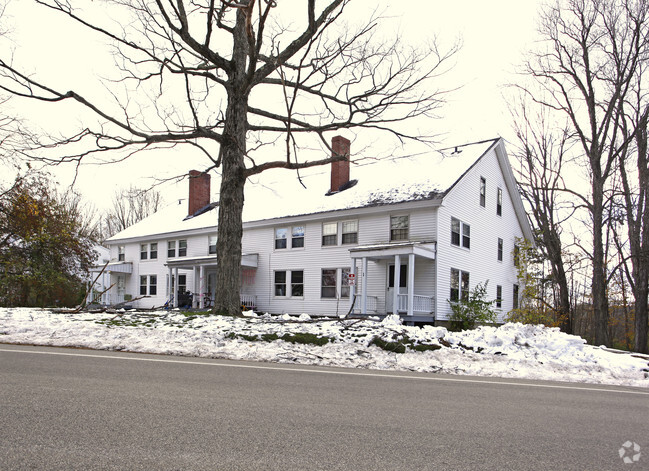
[386,264,407,313]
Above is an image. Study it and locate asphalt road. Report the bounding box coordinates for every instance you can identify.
[0,344,647,470]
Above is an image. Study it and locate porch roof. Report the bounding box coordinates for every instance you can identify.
[90,261,133,274]
[165,253,259,270]
[349,241,436,261]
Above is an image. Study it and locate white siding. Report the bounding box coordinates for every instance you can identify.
[435,147,525,322]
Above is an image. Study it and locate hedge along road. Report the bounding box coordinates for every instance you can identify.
[1,344,647,471]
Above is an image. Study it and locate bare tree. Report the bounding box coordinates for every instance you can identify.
[0,1,456,314]
[101,185,163,241]
[523,0,649,346]
[510,99,576,333]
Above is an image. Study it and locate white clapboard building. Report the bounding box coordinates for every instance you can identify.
[99,136,533,325]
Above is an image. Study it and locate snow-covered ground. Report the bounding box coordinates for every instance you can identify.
[1,307,648,388]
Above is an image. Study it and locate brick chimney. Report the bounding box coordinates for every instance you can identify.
[188,170,211,216]
[330,135,350,193]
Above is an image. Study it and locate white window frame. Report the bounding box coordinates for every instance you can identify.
[140,275,157,296]
[390,215,409,242]
[209,235,217,255]
[450,268,470,302]
[451,217,470,249]
[322,222,338,246]
[341,220,358,245]
[480,177,486,207]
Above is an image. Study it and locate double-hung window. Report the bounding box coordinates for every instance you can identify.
[450,268,470,302]
[451,218,470,249]
[390,215,409,241]
[292,226,305,248]
[341,220,358,244]
[149,243,157,259]
[322,223,338,246]
[209,235,217,255]
[275,228,288,249]
[178,240,187,257]
[140,275,157,296]
[321,269,337,298]
[140,244,148,260]
[513,284,519,309]
[118,245,125,262]
[275,270,304,297]
[480,177,486,207]
[497,188,503,216]
[496,285,502,308]
[498,238,503,261]
[168,241,176,258]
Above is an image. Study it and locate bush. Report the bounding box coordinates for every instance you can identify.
[448,282,496,331]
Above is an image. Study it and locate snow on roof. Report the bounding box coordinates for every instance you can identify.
[243,138,499,222]
[107,138,498,242]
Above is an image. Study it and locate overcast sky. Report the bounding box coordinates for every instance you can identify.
[1,0,543,212]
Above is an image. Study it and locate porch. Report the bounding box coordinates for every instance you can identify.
[165,253,259,309]
[349,241,437,324]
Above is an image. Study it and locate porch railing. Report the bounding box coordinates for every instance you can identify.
[240,294,257,309]
[353,295,378,314]
[397,294,434,314]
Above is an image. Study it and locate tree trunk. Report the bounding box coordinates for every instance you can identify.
[591,179,610,346]
[213,7,250,316]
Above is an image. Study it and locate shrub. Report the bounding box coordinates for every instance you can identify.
[448,282,496,331]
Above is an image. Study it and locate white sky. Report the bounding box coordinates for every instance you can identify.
[0,0,542,212]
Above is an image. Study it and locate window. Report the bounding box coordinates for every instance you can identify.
[178,240,187,257]
[513,244,520,267]
[321,269,337,298]
[497,187,503,216]
[498,238,503,262]
[451,218,470,249]
[275,228,288,249]
[118,246,125,262]
[450,268,470,302]
[388,264,408,288]
[342,220,358,244]
[341,268,351,298]
[496,285,502,308]
[513,284,519,309]
[390,215,409,241]
[480,177,486,207]
[150,243,158,259]
[322,223,337,246]
[291,270,304,297]
[168,241,176,258]
[209,235,217,255]
[140,244,148,260]
[292,226,305,248]
[274,271,287,296]
[140,275,157,296]
[451,218,461,246]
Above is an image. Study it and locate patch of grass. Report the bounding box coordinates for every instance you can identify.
[369,336,407,354]
[280,332,331,346]
[369,335,442,354]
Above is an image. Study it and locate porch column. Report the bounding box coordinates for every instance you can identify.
[167,267,173,304]
[393,254,401,314]
[193,266,199,308]
[407,253,415,316]
[173,267,179,307]
[350,260,357,312]
[361,257,368,315]
[199,265,205,309]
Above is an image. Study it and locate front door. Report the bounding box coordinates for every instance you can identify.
[386,264,407,313]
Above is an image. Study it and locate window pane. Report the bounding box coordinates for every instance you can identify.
[168,241,176,258]
[321,269,336,298]
[322,234,337,246]
[209,235,217,254]
[480,177,486,207]
[498,238,503,261]
[462,223,471,249]
[179,240,187,256]
[341,268,350,298]
[390,215,409,241]
[149,275,157,296]
[322,223,337,236]
[461,271,470,302]
[275,271,286,296]
[140,244,148,260]
[150,243,157,259]
[497,188,503,216]
[291,270,304,297]
[451,218,460,246]
[450,268,459,302]
[140,276,147,295]
[496,285,502,308]
[275,228,288,249]
[341,232,358,244]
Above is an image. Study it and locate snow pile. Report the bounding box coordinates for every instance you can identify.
[1,307,647,388]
